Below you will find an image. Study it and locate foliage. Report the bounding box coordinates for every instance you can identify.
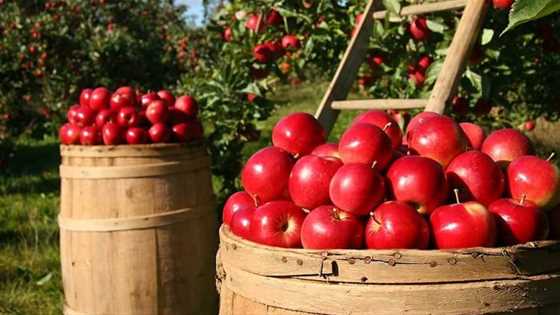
[504,0,560,33]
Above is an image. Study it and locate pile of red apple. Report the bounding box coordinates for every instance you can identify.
[59,86,203,145]
[223,110,560,250]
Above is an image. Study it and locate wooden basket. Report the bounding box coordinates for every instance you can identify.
[217,226,560,315]
[59,143,218,315]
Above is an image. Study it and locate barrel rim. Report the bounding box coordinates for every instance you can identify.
[60,141,206,157]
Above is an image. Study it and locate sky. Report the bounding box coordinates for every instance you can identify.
[176,0,206,25]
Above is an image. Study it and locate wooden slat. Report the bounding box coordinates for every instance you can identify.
[373,0,467,20]
[314,0,378,134]
[331,99,427,110]
[425,0,489,113]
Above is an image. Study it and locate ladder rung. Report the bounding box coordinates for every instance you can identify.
[331,99,427,110]
[373,0,467,20]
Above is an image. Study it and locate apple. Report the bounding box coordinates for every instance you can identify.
[253,43,273,63]
[157,90,175,107]
[365,201,430,249]
[281,35,300,50]
[250,200,305,248]
[74,106,96,128]
[266,9,282,26]
[351,110,403,150]
[67,104,81,125]
[409,115,468,167]
[95,109,115,128]
[140,92,160,107]
[489,198,549,245]
[110,92,134,111]
[409,69,426,87]
[329,163,385,216]
[430,192,496,249]
[493,0,513,10]
[338,123,392,169]
[311,143,340,159]
[115,86,136,105]
[301,206,363,249]
[272,112,326,156]
[174,95,198,118]
[101,122,122,145]
[417,55,432,71]
[125,127,148,145]
[79,88,92,107]
[80,126,101,145]
[446,151,504,206]
[245,14,262,32]
[172,120,203,142]
[266,40,285,59]
[481,128,534,165]
[405,111,440,143]
[223,27,233,42]
[230,207,255,240]
[116,106,139,127]
[523,120,536,131]
[89,87,111,111]
[223,191,256,226]
[59,123,81,145]
[459,122,485,150]
[289,155,343,210]
[148,122,171,143]
[386,155,448,214]
[241,146,295,204]
[146,100,169,124]
[409,16,430,41]
[507,155,560,209]
[168,107,189,125]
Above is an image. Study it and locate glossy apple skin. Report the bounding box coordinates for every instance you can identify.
[102,122,122,145]
[74,106,96,128]
[272,112,326,156]
[430,201,496,249]
[115,86,137,105]
[79,88,92,107]
[493,0,513,10]
[241,146,295,204]
[80,126,101,145]
[351,110,403,150]
[301,206,363,249]
[329,163,385,216]
[230,207,255,240]
[67,104,81,125]
[59,123,81,145]
[339,123,392,170]
[405,111,440,143]
[387,156,448,214]
[250,201,306,248]
[223,191,256,226]
[174,95,198,118]
[481,128,533,165]
[311,143,340,159]
[446,151,504,206]
[365,201,430,249]
[148,122,171,143]
[110,92,134,111]
[125,127,148,145]
[172,120,203,142]
[409,16,430,41]
[289,155,343,210]
[141,92,160,107]
[281,35,301,50]
[157,90,175,107]
[409,115,468,167]
[489,198,549,245]
[116,107,140,127]
[146,100,169,124]
[459,122,486,150]
[95,109,115,128]
[507,156,560,209]
[89,87,111,111]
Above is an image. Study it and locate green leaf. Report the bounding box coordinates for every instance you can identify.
[382,0,401,16]
[465,69,482,92]
[481,29,494,46]
[426,20,447,34]
[502,0,560,35]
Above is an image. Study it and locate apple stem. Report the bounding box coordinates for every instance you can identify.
[252,194,261,208]
[371,160,378,170]
[453,189,461,204]
[383,122,392,131]
[547,152,556,162]
[520,194,527,206]
[332,207,341,220]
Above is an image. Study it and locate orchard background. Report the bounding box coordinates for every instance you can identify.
[0,0,559,313]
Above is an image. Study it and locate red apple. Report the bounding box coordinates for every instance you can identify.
[89,87,111,111]
[489,198,549,245]
[245,14,262,32]
[223,27,233,42]
[168,107,189,125]
[329,163,385,216]
[301,206,363,249]
[266,9,282,26]
[59,123,81,145]
[250,200,305,248]
[74,106,95,128]
[417,55,432,71]
[289,155,343,210]
[172,120,203,142]
[272,112,326,156]
[459,122,486,150]
[523,120,536,131]
[223,191,256,226]
[446,151,504,206]
[148,122,171,143]
[241,146,295,204]
[95,109,115,128]
[430,195,496,249]
[339,123,392,169]
[253,43,273,63]
[174,95,198,118]
[409,115,468,167]
[281,35,301,50]
[409,16,430,41]
[481,128,534,165]
[230,207,255,240]
[157,90,175,107]
[351,110,403,150]
[125,127,148,145]
[311,143,340,159]
[101,122,122,145]
[507,155,560,209]
[79,88,92,107]
[140,92,160,107]
[365,201,430,249]
[115,86,136,105]
[116,107,139,127]
[146,100,169,124]
[79,126,101,145]
[110,92,134,111]
[67,104,81,125]
[493,0,513,10]
[387,155,448,214]
[405,111,440,143]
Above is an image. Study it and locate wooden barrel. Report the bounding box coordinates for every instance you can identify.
[217,226,560,315]
[59,143,218,315]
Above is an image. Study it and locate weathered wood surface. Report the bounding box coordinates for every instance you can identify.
[331,99,427,110]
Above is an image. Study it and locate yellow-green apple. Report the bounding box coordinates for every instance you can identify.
[489,198,549,245]
[338,123,392,169]
[459,122,486,150]
[272,112,326,156]
[351,110,403,149]
[481,128,533,166]
[507,155,560,209]
[301,206,363,249]
[250,200,306,248]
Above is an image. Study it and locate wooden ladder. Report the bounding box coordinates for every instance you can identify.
[315,0,489,133]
